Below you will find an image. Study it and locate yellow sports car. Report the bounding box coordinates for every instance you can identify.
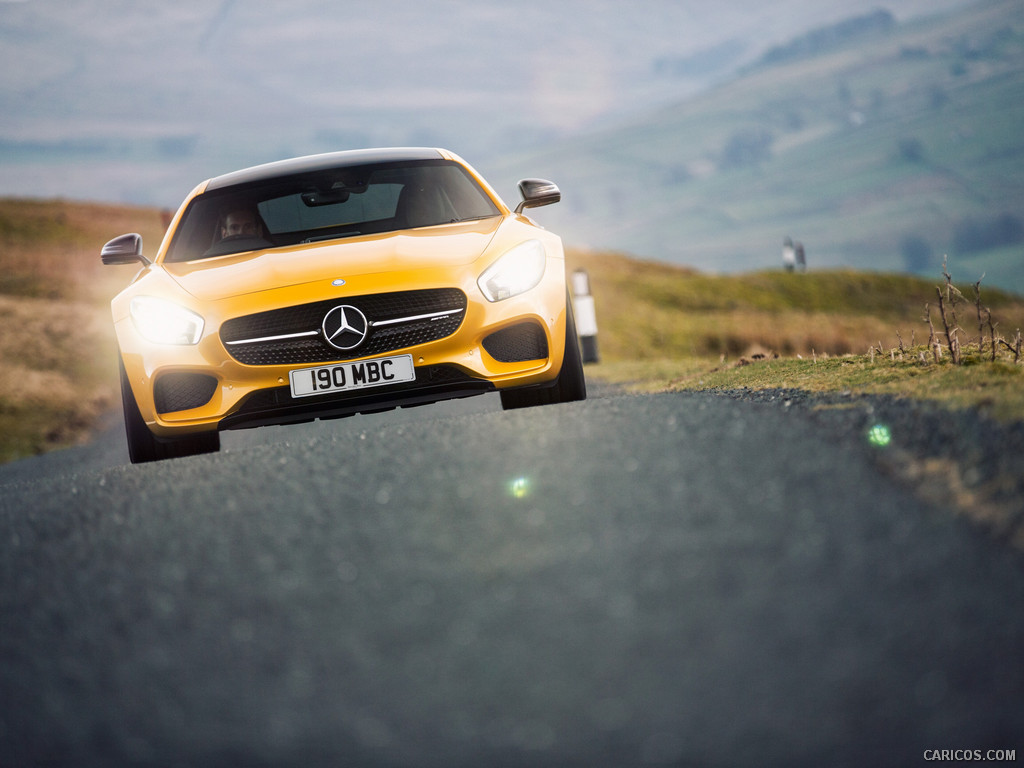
[102,148,586,463]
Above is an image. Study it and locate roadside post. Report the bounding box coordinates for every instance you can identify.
[571,269,600,364]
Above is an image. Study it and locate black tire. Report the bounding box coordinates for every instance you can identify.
[119,357,220,463]
[500,293,587,410]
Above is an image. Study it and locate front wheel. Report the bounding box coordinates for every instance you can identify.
[500,293,587,410]
[119,358,220,463]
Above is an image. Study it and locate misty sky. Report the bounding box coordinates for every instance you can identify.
[0,0,974,203]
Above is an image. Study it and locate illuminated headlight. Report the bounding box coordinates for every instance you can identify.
[130,296,204,345]
[477,240,546,302]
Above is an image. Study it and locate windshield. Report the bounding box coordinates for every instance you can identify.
[166,159,501,263]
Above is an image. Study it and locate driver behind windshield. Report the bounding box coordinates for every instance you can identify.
[218,207,263,241]
[199,204,272,258]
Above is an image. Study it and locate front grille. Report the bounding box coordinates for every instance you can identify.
[154,373,218,413]
[482,323,548,362]
[220,288,466,366]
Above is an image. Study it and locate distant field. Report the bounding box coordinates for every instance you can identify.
[564,248,1024,360]
[1,197,1022,463]
[567,247,1024,421]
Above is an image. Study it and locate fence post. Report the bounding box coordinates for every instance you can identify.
[571,269,600,364]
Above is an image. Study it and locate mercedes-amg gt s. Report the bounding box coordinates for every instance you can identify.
[102,148,586,463]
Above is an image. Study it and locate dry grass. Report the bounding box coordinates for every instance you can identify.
[564,246,1024,423]
[0,198,164,461]
[587,305,902,359]
[565,247,1024,363]
[0,198,167,301]
[0,294,121,461]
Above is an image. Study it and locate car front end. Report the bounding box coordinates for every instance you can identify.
[104,148,585,461]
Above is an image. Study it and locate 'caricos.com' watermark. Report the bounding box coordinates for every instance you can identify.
[924,750,1016,762]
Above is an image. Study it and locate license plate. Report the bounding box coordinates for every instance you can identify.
[289,354,415,398]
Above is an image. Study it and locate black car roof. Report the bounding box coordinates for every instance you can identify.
[205,147,448,191]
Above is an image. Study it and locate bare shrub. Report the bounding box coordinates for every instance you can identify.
[903,258,1021,367]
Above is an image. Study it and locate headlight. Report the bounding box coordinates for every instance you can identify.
[477,240,546,302]
[130,296,205,345]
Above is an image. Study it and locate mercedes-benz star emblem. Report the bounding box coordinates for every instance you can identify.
[322,305,369,351]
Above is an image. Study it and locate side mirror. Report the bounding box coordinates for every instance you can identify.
[514,178,560,214]
[101,233,149,266]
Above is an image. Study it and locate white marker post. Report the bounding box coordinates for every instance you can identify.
[571,269,599,364]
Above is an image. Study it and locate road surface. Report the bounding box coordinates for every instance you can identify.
[1,385,1022,766]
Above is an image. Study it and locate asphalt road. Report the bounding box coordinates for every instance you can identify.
[1,385,1022,767]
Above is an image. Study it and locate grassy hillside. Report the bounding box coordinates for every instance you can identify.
[508,0,1024,295]
[565,247,1024,359]
[0,199,166,462]
[1,198,1023,464]
[564,246,1024,421]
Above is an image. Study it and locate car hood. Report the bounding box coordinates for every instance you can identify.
[162,219,501,301]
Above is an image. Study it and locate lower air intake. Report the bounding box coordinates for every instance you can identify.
[482,323,548,363]
[154,373,218,414]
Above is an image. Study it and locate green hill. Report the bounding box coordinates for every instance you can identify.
[565,247,1024,361]
[504,0,1024,295]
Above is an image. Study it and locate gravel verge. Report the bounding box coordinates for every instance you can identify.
[710,387,1024,549]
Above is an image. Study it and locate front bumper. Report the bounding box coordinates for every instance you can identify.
[218,363,496,431]
[116,271,567,437]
